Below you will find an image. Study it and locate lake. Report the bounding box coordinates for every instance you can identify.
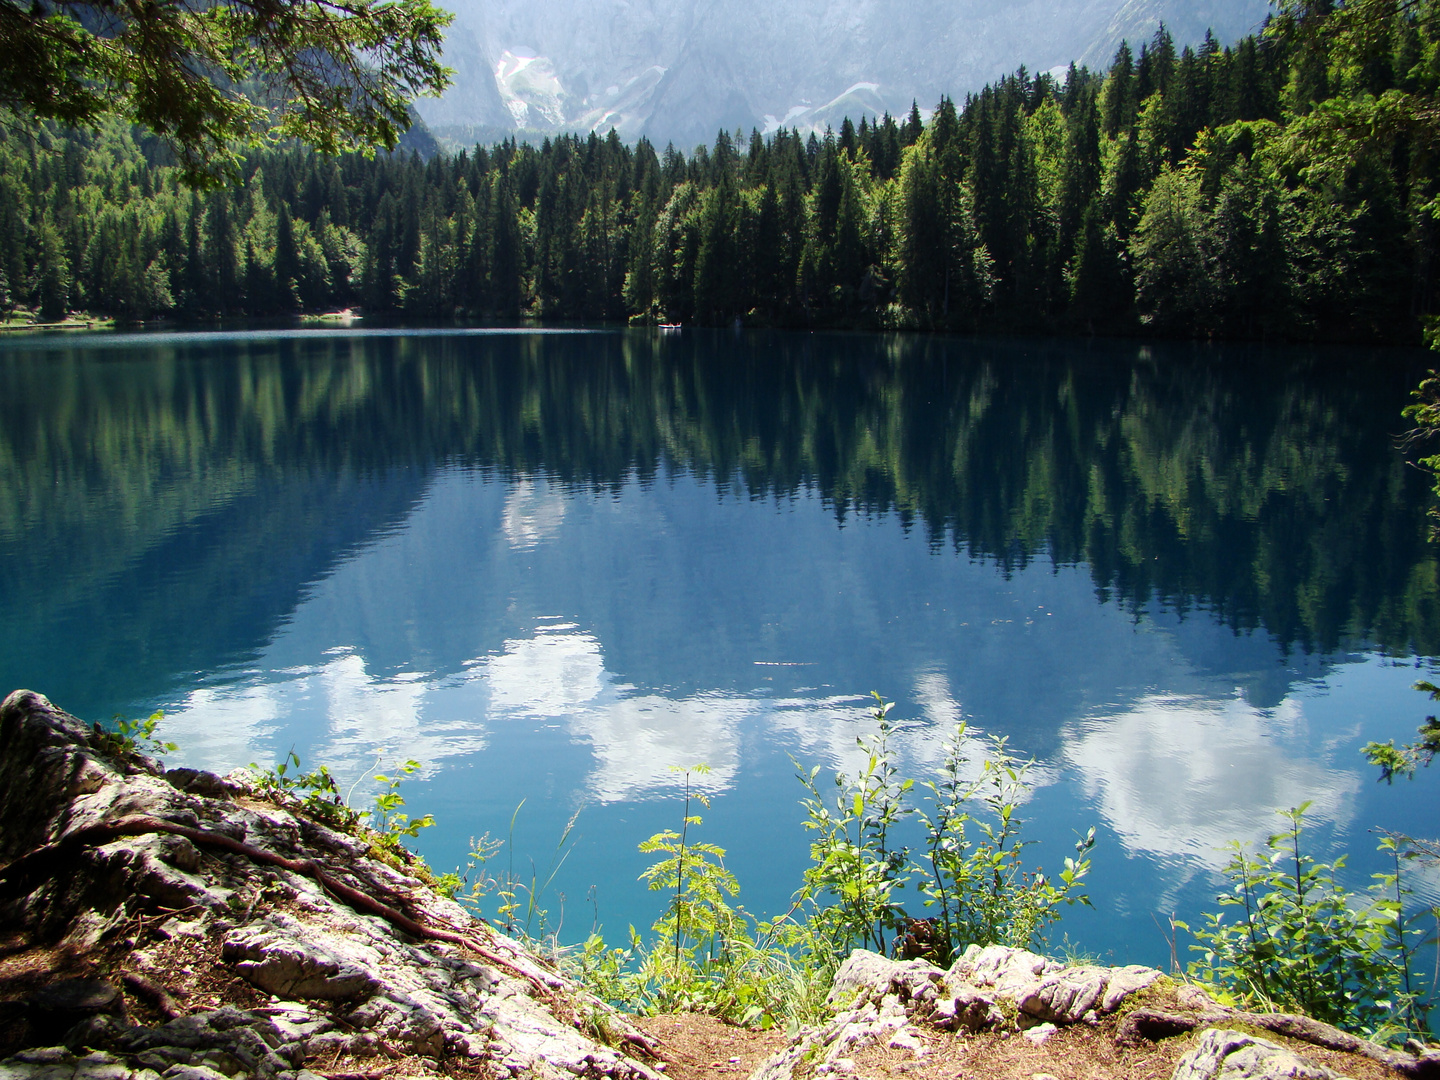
[3,326,1438,967]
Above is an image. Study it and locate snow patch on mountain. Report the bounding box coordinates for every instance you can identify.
[415,0,1272,147]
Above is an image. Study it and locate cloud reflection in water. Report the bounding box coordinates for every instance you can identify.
[479,622,747,802]
[502,479,568,550]
[1063,692,1360,870]
[161,629,1367,893]
[766,672,1056,800]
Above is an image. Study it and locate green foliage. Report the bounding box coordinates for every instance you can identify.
[446,800,581,943]
[247,750,362,831]
[793,694,915,957]
[368,758,437,858]
[1385,370,1440,782]
[1184,805,1436,1042]
[0,0,453,186]
[790,695,1092,966]
[915,724,1095,964]
[94,710,176,759]
[638,765,739,971]
[1364,680,1440,782]
[246,749,434,856]
[570,697,1091,1031]
[567,766,831,1032]
[4,3,1437,337]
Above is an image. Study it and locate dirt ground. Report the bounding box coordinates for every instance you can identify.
[634,1000,1409,1080]
[0,914,1416,1080]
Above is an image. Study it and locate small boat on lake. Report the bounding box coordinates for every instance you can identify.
[302,308,362,326]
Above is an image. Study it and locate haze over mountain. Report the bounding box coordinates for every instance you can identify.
[416,0,1273,148]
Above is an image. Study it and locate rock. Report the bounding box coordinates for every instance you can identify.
[221,923,379,1001]
[926,985,1005,1033]
[1102,966,1163,1011]
[0,1048,141,1080]
[156,1066,229,1080]
[826,951,942,1009]
[939,945,1163,1025]
[748,943,1164,1080]
[155,836,201,875]
[21,981,125,1046]
[949,944,1062,997]
[1170,1029,1349,1080]
[1177,984,1229,1013]
[1023,1023,1058,1046]
[886,1027,924,1053]
[162,770,236,801]
[1014,963,1161,1024]
[27,982,121,1016]
[1016,967,1109,1023]
[0,690,664,1080]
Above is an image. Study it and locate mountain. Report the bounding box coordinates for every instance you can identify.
[414,0,1273,149]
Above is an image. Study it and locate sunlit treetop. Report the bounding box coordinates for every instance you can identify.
[0,0,453,186]
[1265,0,1440,168]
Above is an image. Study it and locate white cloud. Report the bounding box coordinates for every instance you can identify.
[310,650,487,792]
[569,692,748,803]
[162,682,283,774]
[1063,692,1360,870]
[165,649,489,800]
[766,673,1056,801]
[501,478,567,550]
[477,624,751,803]
[486,623,608,714]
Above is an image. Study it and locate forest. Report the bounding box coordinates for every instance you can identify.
[0,0,1436,341]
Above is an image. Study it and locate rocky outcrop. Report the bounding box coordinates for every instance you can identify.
[748,945,1164,1080]
[0,690,662,1080]
[1172,1028,1349,1080]
[749,939,1440,1080]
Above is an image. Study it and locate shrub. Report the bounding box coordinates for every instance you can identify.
[567,694,1094,1029]
[1184,804,1435,1043]
[246,749,435,860]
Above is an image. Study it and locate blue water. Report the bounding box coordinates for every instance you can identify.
[2,327,1437,968]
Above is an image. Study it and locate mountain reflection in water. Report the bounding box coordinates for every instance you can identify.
[1,328,1436,962]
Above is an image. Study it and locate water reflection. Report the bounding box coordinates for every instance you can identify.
[481,622,748,802]
[767,680,1060,800]
[1,329,1436,958]
[1064,693,1360,869]
[164,648,487,785]
[502,481,569,551]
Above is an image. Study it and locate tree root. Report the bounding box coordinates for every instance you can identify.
[0,815,557,999]
[120,973,184,1020]
[1116,1007,1440,1078]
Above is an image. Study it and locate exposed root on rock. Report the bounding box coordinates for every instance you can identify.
[1116,1006,1440,1078]
[0,813,560,1000]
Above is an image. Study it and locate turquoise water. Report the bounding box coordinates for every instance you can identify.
[3,327,1438,966]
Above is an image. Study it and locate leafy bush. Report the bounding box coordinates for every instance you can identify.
[94,710,176,759]
[567,766,830,1031]
[1184,804,1435,1043]
[915,723,1095,965]
[246,749,435,859]
[793,694,914,957]
[794,693,1093,966]
[566,695,1093,1029]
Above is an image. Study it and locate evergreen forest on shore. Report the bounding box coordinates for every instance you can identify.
[1,1,1437,342]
